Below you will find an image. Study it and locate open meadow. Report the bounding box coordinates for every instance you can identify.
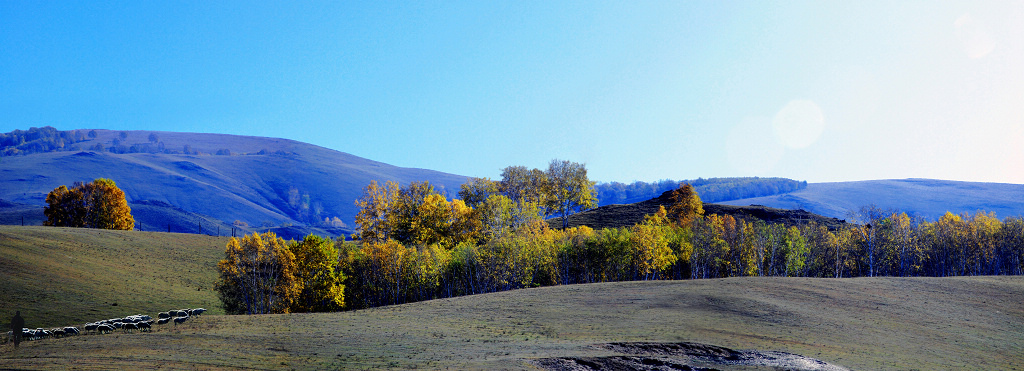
[2,226,1023,369]
[0,248,1020,369]
[0,226,226,328]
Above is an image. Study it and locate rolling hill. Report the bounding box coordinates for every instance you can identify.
[0,226,226,328]
[0,129,468,238]
[721,178,1024,222]
[3,227,1023,370]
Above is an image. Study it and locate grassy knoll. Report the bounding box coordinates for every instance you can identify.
[3,275,1022,370]
[0,226,227,328]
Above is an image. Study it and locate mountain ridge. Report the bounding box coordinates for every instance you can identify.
[0,129,469,237]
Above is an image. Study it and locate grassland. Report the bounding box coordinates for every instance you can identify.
[0,226,227,328]
[2,226,1023,370]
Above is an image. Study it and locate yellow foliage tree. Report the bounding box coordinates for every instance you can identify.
[290,234,345,312]
[354,180,400,243]
[43,185,85,227]
[629,208,677,280]
[44,178,134,230]
[668,182,704,227]
[215,232,300,314]
[83,178,134,230]
[412,194,480,248]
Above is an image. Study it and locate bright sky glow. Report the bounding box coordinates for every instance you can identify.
[2,1,1022,184]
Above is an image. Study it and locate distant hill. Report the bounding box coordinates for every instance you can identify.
[550,189,848,230]
[721,179,1024,222]
[595,177,806,206]
[0,129,468,237]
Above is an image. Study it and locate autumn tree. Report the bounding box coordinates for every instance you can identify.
[411,193,479,248]
[289,234,345,312]
[43,185,86,227]
[44,178,134,230]
[499,166,548,206]
[628,206,677,280]
[545,159,598,229]
[354,180,400,243]
[215,232,300,314]
[82,179,135,230]
[667,183,704,227]
[458,177,500,209]
[475,195,543,242]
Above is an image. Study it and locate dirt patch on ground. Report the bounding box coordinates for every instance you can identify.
[532,342,849,371]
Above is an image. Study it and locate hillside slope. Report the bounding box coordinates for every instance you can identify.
[721,178,1024,221]
[0,226,227,328]
[3,275,1021,370]
[0,130,468,236]
[2,225,1022,370]
[551,189,848,230]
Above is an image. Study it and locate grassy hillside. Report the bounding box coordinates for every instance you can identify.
[0,130,468,237]
[2,276,1021,370]
[1,225,1022,369]
[722,178,1024,221]
[0,226,227,328]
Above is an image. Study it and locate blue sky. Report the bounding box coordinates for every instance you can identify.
[2,1,1023,184]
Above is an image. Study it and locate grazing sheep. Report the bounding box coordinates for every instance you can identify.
[173,316,188,326]
[112,322,125,329]
[122,322,138,333]
[189,308,207,316]
[97,324,113,334]
[51,328,66,338]
[158,312,170,319]
[168,310,179,317]
[157,318,170,325]
[64,326,80,336]
[84,323,98,333]
[137,321,152,332]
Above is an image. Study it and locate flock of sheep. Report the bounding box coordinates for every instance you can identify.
[7,308,205,343]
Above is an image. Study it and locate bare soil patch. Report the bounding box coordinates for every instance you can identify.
[534,342,848,371]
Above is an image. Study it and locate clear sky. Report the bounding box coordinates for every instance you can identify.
[2,1,1022,184]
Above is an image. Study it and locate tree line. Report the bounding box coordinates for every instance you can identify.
[337,180,1024,310]
[212,160,1024,313]
[595,177,807,205]
[1,126,294,157]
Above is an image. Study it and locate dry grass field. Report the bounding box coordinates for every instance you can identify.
[3,276,1022,370]
[2,226,1022,370]
[0,226,227,327]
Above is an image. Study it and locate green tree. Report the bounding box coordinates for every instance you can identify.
[545,159,597,229]
[476,194,543,242]
[499,166,548,206]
